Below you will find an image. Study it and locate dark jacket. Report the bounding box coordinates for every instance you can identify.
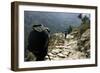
[27,29,49,61]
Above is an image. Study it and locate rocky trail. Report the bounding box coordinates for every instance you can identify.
[45,29,90,61]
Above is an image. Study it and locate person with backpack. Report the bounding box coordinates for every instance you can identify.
[27,24,50,61]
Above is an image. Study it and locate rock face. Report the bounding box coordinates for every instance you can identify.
[77,29,90,58]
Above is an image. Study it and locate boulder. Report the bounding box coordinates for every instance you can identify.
[67,34,74,39]
[81,29,90,41]
[52,49,62,54]
[57,53,66,58]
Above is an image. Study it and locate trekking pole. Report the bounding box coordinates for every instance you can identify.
[47,54,51,61]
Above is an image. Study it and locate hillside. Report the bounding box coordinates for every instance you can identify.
[24,12,90,61]
[45,28,90,60]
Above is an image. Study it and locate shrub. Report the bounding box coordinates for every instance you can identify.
[67,25,73,34]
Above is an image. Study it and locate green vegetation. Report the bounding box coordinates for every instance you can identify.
[67,25,73,34]
[79,16,90,35]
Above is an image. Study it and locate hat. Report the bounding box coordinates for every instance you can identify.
[32,24,49,32]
